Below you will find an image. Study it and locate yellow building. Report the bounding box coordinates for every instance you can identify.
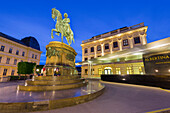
[80,23,148,78]
[0,32,42,82]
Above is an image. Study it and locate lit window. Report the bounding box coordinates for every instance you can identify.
[139,67,143,74]
[113,41,118,48]
[105,43,109,50]
[0,56,2,63]
[98,69,102,75]
[9,48,12,53]
[127,67,132,74]
[6,58,10,64]
[11,70,15,75]
[3,69,7,76]
[134,37,141,44]
[97,45,101,51]
[0,46,5,51]
[91,47,94,52]
[14,59,17,65]
[123,39,129,46]
[35,55,37,59]
[32,54,34,58]
[16,50,19,55]
[22,52,25,56]
[84,48,88,53]
[116,68,121,74]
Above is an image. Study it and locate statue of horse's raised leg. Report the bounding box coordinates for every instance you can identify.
[51,29,59,39]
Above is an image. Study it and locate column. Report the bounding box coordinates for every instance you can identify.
[117,38,122,51]
[101,44,104,56]
[94,46,97,58]
[109,41,113,54]
[88,47,90,60]
[128,36,133,48]
[88,62,92,78]
[82,48,84,61]
[140,33,147,45]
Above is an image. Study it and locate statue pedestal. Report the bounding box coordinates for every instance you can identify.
[45,41,77,76]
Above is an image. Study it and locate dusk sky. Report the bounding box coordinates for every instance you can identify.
[1,0,170,65]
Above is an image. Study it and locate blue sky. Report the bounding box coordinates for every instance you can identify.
[1,0,170,65]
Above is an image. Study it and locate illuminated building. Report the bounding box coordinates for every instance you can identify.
[78,23,170,78]
[0,32,42,82]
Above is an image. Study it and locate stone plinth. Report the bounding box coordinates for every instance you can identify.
[45,41,77,76]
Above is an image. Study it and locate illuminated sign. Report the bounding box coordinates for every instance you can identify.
[144,55,170,62]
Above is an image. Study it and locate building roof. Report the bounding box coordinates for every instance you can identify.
[77,37,170,65]
[82,22,147,44]
[21,36,40,51]
[0,32,40,51]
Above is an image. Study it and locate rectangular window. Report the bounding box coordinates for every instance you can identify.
[123,39,129,46]
[11,70,15,75]
[134,37,141,44]
[97,45,101,51]
[22,51,25,56]
[6,58,10,64]
[91,47,94,52]
[85,69,88,75]
[113,41,118,48]
[116,68,121,74]
[16,50,19,55]
[21,60,23,62]
[98,68,102,75]
[84,48,88,53]
[14,59,17,65]
[3,69,8,76]
[98,55,101,57]
[139,67,144,74]
[32,54,34,58]
[105,43,109,50]
[0,46,5,51]
[127,67,132,74]
[84,58,88,61]
[9,48,13,53]
[35,55,37,59]
[0,56,2,63]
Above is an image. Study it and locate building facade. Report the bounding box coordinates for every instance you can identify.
[0,32,42,81]
[80,23,148,78]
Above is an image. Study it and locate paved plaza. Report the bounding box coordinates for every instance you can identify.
[29,81,170,113]
[0,80,170,113]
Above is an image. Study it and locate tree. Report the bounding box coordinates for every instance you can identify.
[18,62,36,76]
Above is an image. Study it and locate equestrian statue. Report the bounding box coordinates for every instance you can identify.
[51,8,75,45]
